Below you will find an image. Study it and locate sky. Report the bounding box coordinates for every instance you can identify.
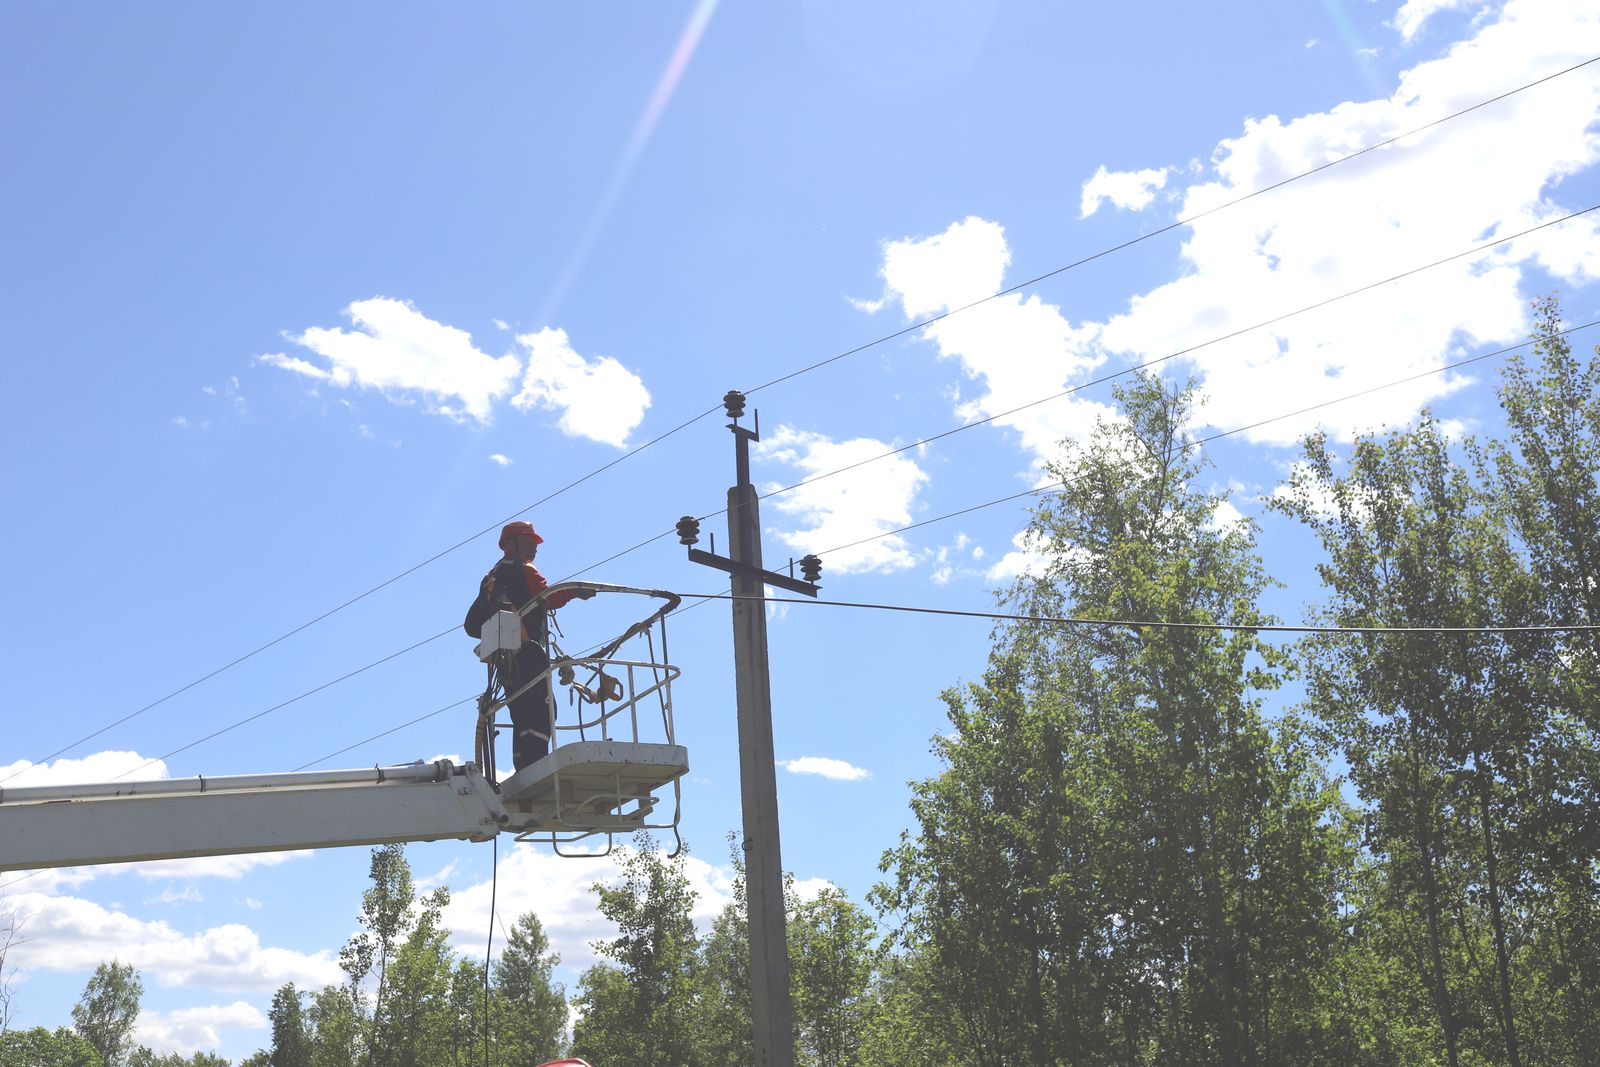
[2,0,1599,1058]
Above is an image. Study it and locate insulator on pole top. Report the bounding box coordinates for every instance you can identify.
[676,515,702,546]
[799,553,822,584]
[723,389,747,420]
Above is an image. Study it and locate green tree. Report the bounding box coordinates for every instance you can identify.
[71,963,142,1067]
[339,844,415,1039]
[370,885,454,1067]
[439,958,486,1067]
[305,985,360,1067]
[0,1025,103,1067]
[880,373,1353,1064]
[0,898,24,1037]
[267,984,309,1067]
[125,1050,228,1067]
[570,836,702,1067]
[789,887,875,1067]
[1482,295,1600,1064]
[854,948,954,1067]
[491,913,565,1066]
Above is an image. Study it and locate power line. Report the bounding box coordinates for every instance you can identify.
[557,208,1597,585]
[17,60,1591,776]
[757,205,1597,507]
[293,695,477,772]
[78,311,1599,780]
[107,626,459,782]
[682,592,1600,636]
[3,406,721,782]
[813,319,1600,559]
[742,56,1599,397]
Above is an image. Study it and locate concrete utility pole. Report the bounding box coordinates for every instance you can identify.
[678,390,820,1067]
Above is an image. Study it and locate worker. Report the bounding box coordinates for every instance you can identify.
[464,521,593,771]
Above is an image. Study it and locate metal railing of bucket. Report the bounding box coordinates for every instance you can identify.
[474,582,686,856]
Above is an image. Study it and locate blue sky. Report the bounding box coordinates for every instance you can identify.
[3,0,1599,1057]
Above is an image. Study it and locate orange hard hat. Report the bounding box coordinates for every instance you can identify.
[499,521,544,549]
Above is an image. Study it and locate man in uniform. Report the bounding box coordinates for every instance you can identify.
[464,521,591,771]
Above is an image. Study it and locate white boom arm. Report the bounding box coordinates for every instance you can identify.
[0,761,510,870]
[0,742,689,871]
[1,581,692,871]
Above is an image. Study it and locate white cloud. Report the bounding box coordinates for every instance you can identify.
[271,298,521,423]
[488,453,513,467]
[757,426,929,575]
[789,877,839,902]
[1,751,169,788]
[493,318,511,331]
[511,328,651,448]
[441,842,734,972]
[780,756,871,781]
[1393,0,1485,43]
[1207,498,1247,531]
[123,853,308,882]
[6,891,342,992]
[147,885,203,906]
[1088,0,1600,445]
[1080,165,1172,217]
[135,1001,267,1056]
[986,528,1051,583]
[872,217,1118,466]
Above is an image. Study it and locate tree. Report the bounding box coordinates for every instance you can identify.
[339,844,415,1032]
[125,1050,228,1067]
[305,985,360,1067]
[71,962,142,1067]
[0,1025,103,1067]
[570,835,702,1067]
[0,898,25,1037]
[369,886,454,1067]
[491,913,565,1067]
[1482,294,1600,1063]
[789,887,876,1067]
[267,984,309,1067]
[880,373,1353,1064]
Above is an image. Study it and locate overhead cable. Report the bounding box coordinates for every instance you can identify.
[683,593,1600,636]
[814,319,1600,559]
[18,60,1590,776]
[742,56,1600,397]
[107,626,459,782]
[759,205,1597,506]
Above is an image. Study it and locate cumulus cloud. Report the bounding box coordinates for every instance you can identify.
[6,891,342,992]
[136,1001,267,1056]
[441,842,734,972]
[1393,0,1485,42]
[872,217,1118,466]
[489,453,513,467]
[1087,0,1600,445]
[511,328,651,448]
[757,427,930,575]
[267,298,521,423]
[985,528,1052,583]
[1080,165,1172,217]
[1,751,169,788]
[780,756,871,781]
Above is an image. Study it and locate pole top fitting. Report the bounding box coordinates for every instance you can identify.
[675,515,701,546]
[723,389,747,420]
[799,553,822,585]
